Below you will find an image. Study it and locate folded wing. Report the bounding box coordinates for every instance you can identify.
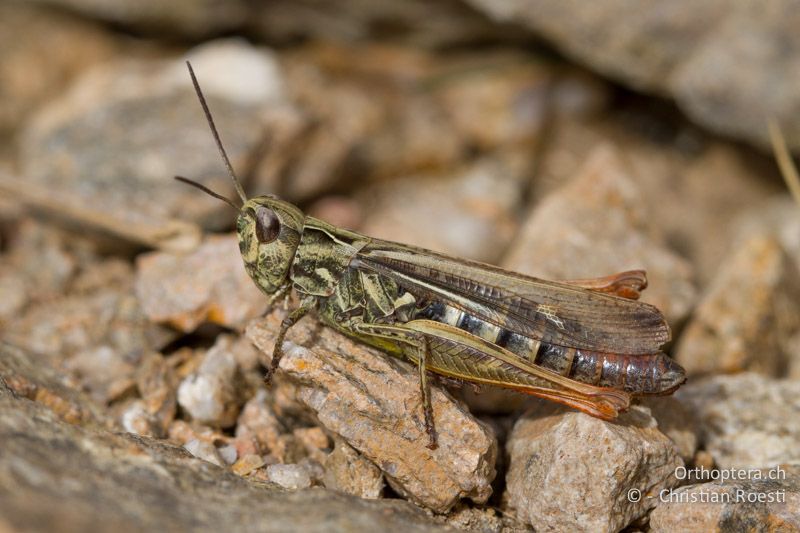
[355,243,670,355]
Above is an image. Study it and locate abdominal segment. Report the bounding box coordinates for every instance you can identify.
[418,301,684,395]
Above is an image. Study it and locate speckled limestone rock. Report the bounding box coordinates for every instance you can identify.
[504,405,683,532]
[675,233,800,377]
[246,309,497,513]
[650,466,800,532]
[135,234,267,332]
[503,144,696,326]
[0,344,451,533]
[677,373,800,469]
[323,438,385,499]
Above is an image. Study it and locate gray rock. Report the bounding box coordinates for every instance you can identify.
[650,466,800,532]
[675,233,800,377]
[677,373,800,469]
[21,39,286,231]
[246,310,497,512]
[464,0,800,151]
[135,234,267,332]
[323,438,384,499]
[0,344,450,533]
[504,405,683,532]
[504,144,696,325]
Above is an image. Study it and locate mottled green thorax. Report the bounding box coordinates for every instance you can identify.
[236,196,305,294]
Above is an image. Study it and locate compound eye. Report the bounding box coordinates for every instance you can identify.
[254,206,281,243]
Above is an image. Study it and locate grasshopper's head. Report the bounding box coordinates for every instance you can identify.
[175,61,305,295]
[236,196,304,294]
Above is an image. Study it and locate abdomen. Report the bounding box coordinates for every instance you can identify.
[417,301,684,395]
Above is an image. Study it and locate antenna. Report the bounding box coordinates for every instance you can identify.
[186,61,248,205]
[174,176,239,210]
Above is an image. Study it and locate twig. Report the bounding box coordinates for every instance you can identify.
[767,119,800,208]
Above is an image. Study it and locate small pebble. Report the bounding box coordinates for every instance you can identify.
[184,439,224,467]
[232,454,265,476]
[217,444,238,465]
[266,464,312,491]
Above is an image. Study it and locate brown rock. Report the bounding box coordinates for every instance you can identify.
[504,405,683,532]
[134,352,178,435]
[323,438,384,500]
[463,0,800,151]
[246,310,497,512]
[358,154,527,263]
[504,144,696,325]
[250,0,514,48]
[3,270,175,374]
[675,233,800,377]
[677,373,800,469]
[0,270,27,321]
[235,388,285,458]
[445,504,504,533]
[640,396,699,463]
[0,342,105,428]
[532,118,784,288]
[734,197,800,268]
[0,2,117,136]
[1,362,452,532]
[432,52,560,151]
[232,453,265,477]
[28,0,249,37]
[293,426,330,464]
[135,234,267,332]
[21,39,286,231]
[650,466,800,532]
[0,219,85,308]
[65,346,137,405]
[266,43,464,200]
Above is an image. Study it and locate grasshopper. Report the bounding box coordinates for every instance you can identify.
[177,63,685,449]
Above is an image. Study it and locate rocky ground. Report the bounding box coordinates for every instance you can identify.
[1,1,800,532]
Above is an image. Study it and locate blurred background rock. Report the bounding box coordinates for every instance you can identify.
[2,0,800,531]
